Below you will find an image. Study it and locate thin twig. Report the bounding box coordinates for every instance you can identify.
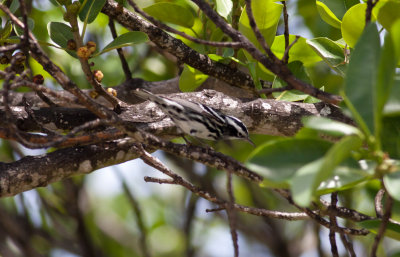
[371,188,393,257]
[226,172,239,257]
[329,192,339,257]
[126,0,243,49]
[281,0,290,63]
[108,18,132,80]
[366,0,379,25]
[282,35,300,63]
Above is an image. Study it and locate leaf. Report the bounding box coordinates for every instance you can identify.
[14,18,34,37]
[0,21,13,40]
[239,0,282,52]
[302,116,362,137]
[306,37,346,76]
[78,0,107,24]
[384,165,400,201]
[9,0,20,13]
[246,138,332,188]
[47,22,74,48]
[341,3,372,48]
[143,3,195,28]
[99,31,149,55]
[377,0,400,30]
[291,135,363,206]
[272,61,312,101]
[360,220,400,241]
[343,23,380,137]
[375,32,397,146]
[316,1,342,29]
[179,64,208,92]
[215,0,233,20]
[271,35,322,65]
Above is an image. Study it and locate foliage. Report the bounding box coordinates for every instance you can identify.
[1,0,400,257]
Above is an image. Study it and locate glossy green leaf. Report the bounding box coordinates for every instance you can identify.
[384,165,400,201]
[306,37,346,75]
[239,0,282,51]
[246,138,332,188]
[343,23,380,136]
[381,116,400,159]
[47,22,74,48]
[391,20,400,65]
[302,116,362,137]
[14,18,34,37]
[99,31,149,55]
[271,35,322,65]
[179,64,208,92]
[9,0,19,13]
[341,3,369,48]
[79,0,107,24]
[291,135,363,206]
[143,3,195,28]
[377,0,400,30]
[360,220,400,241]
[384,79,400,116]
[272,61,312,101]
[0,21,13,40]
[215,0,233,19]
[317,162,371,194]
[375,32,397,146]
[316,1,342,29]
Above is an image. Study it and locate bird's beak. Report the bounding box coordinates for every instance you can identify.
[245,137,256,147]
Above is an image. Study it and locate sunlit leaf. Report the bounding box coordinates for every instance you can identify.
[215,0,233,20]
[179,64,208,92]
[316,1,342,29]
[239,0,282,52]
[143,3,195,28]
[306,37,346,75]
[271,35,322,65]
[377,0,400,30]
[341,3,374,48]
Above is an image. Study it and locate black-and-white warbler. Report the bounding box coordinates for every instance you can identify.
[135,89,254,145]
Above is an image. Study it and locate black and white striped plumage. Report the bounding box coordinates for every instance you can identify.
[135,89,254,145]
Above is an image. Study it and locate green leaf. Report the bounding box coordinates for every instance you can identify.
[179,64,208,92]
[381,116,400,159]
[215,0,233,20]
[302,116,362,137]
[239,0,282,51]
[47,22,74,48]
[143,3,195,28]
[384,166,400,201]
[375,32,397,147]
[98,31,149,55]
[9,0,19,13]
[377,0,400,30]
[291,135,363,206]
[306,37,346,76]
[0,21,13,40]
[341,3,371,48]
[360,220,400,241]
[79,0,107,24]
[272,61,312,101]
[343,23,380,137]
[271,35,322,65]
[384,79,400,116]
[316,1,342,29]
[14,18,34,37]
[246,138,332,188]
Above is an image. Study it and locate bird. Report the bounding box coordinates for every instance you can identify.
[134,89,254,146]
